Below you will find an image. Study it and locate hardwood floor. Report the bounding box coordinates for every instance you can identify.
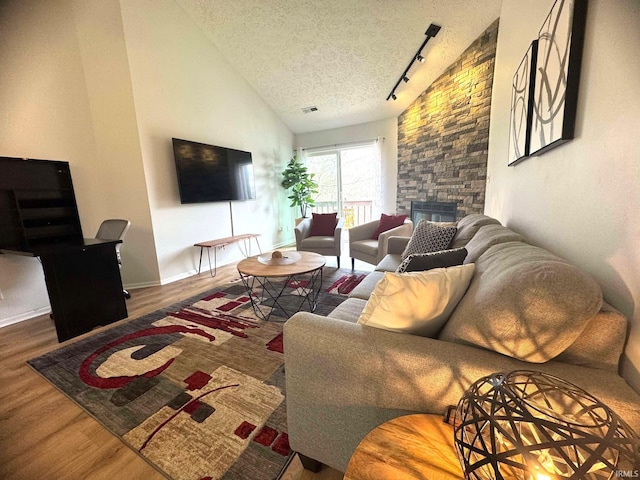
[0,258,350,480]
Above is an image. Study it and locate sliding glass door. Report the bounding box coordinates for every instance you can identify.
[305,142,380,228]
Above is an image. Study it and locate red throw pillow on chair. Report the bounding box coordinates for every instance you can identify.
[309,212,338,236]
[372,213,408,240]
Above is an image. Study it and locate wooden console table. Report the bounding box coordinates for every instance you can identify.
[194,233,261,277]
[344,414,464,480]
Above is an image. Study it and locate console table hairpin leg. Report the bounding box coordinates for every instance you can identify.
[194,234,261,277]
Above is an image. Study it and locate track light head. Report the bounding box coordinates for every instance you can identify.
[391,93,397,100]
[416,54,425,63]
[402,76,409,83]
[425,24,441,38]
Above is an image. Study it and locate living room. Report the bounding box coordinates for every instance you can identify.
[1,0,639,478]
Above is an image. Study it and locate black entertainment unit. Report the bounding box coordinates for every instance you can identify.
[0,157,127,342]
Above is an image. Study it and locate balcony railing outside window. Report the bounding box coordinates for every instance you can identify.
[312,201,373,229]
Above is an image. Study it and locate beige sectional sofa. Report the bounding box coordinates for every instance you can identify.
[283,214,640,473]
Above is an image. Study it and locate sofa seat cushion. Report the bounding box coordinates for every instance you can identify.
[357,265,475,337]
[348,271,384,300]
[328,298,367,323]
[439,242,603,363]
[300,236,336,249]
[462,224,524,264]
[449,214,501,249]
[350,239,379,257]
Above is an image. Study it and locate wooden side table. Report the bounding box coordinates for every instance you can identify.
[344,414,464,480]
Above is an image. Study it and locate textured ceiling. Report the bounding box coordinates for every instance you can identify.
[175,0,502,134]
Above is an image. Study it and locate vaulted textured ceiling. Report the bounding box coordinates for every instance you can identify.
[175,0,502,134]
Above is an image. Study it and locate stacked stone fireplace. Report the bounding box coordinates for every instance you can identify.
[395,20,498,222]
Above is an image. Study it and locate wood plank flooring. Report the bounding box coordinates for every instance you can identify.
[0,258,349,480]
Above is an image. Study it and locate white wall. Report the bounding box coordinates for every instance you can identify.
[0,0,294,325]
[295,118,399,215]
[120,0,295,284]
[70,0,160,288]
[485,0,640,391]
[0,0,120,325]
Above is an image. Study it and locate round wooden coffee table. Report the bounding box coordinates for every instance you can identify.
[237,251,326,321]
[344,414,464,480]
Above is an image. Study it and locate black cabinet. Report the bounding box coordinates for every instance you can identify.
[1,157,128,342]
[36,239,128,342]
[0,157,82,249]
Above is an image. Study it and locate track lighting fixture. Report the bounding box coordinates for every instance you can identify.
[386,23,441,101]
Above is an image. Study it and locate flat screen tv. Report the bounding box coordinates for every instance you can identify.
[172,138,256,204]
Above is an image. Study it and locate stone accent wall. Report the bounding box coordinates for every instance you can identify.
[396,19,499,220]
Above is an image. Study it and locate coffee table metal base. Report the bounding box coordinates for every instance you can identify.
[239,268,323,321]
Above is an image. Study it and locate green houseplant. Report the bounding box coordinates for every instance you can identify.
[281,155,318,218]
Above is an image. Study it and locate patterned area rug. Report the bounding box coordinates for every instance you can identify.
[27,267,367,480]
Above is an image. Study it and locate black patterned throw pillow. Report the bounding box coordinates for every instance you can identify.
[401,220,457,259]
[396,247,468,273]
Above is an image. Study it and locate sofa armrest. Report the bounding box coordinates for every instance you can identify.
[376,220,413,262]
[334,217,344,244]
[294,217,312,248]
[348,219,378,242]
[386,236,411,255]
[283,312,640,472]
[283,313,492,472]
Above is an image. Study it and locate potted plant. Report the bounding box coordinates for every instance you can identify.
[281,155,318,219]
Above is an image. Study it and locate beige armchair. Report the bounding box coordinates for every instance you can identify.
[348,218,413,269]
[295,216,344,267]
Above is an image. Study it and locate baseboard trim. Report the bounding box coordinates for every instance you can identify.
[159,270,198,286]
[0,306,51,328]
[123,280,162,290]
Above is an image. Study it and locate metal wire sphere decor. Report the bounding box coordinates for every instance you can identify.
[453,370,640,480]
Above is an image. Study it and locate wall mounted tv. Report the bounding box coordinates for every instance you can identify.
[172,138,256,204]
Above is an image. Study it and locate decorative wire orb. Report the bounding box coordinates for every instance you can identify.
[453,370,640,479]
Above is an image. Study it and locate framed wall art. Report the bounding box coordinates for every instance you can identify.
[529,0,588,156]
[508,40,538,166]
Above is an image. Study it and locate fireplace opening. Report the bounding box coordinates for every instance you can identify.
[410,201,457,224]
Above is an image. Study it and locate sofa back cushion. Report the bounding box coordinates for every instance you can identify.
[463,224,525,264]
[449,214,501,249]
[439,242,603,363]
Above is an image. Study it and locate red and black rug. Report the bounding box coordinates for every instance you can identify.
[27,267,367,480]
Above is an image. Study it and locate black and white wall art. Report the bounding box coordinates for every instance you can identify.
[529,0,588,156]
[508,40,538,166]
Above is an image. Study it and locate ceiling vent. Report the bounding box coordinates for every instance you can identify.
[302,106,319,114]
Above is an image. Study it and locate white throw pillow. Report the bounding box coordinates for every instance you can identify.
[357,264,475,337]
